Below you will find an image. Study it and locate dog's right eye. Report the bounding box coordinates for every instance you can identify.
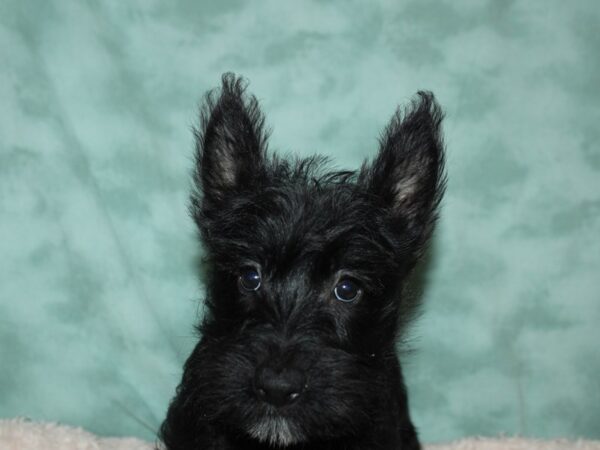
[238,268,261,292]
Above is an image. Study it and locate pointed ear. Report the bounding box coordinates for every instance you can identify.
[365,92,446,250]
[192,73,268,214]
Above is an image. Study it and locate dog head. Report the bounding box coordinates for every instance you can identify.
[178,74,444,446]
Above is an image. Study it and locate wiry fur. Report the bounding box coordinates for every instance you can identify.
[160,73,446,450]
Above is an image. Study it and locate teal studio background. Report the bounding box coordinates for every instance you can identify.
[1,0,599,444]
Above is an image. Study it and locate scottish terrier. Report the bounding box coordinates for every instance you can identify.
[160,74,445,450]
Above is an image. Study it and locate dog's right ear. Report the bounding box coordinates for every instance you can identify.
[192,73,268,216]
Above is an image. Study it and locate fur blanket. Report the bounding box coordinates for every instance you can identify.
[1,418,598,450]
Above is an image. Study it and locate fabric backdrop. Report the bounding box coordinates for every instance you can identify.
[1,0,599,443]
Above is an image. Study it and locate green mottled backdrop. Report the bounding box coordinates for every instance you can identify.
[1,0,599,443]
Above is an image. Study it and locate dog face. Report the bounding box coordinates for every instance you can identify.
[163,74,444,448]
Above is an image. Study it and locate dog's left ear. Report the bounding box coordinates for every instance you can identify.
[192,73,268,215]
[363,92,446,252]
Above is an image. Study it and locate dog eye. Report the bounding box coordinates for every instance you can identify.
[333,278,361,303]
[238,268,261,292]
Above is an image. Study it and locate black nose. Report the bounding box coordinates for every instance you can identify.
[254,365,306,407]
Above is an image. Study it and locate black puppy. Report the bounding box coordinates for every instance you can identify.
[160,74,445,450]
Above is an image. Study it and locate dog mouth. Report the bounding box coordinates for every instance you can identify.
[246,414,305,447]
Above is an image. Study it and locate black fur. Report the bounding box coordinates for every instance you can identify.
[160,74,445,450]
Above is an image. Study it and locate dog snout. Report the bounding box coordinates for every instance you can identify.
[253,364,306,407]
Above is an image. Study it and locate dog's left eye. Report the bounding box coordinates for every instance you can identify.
[333,278,362,303]
[239,268,261,292]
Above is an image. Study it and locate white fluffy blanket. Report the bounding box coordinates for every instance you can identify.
[1,418,599,450]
